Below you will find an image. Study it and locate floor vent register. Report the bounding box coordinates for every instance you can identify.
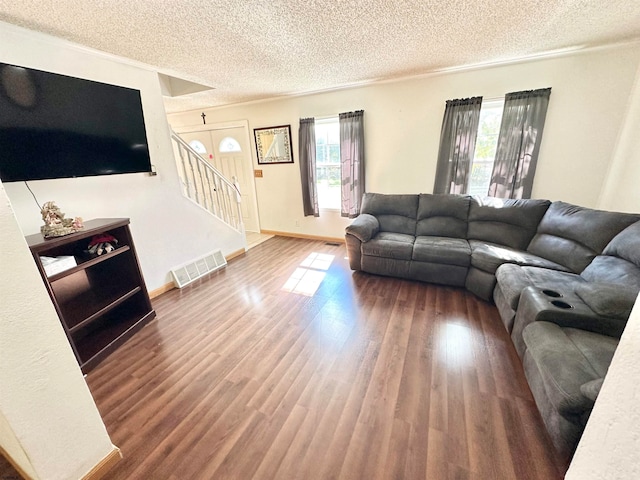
[171,249,227,288]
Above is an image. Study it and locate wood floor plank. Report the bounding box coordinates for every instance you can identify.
[380,417,412,480]
[252,403,310,479]
[426,427,449,479]
[313,340,382,480]
[338,301,414,480]
[70,236,566,479]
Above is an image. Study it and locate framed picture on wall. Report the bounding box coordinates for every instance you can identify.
[254,125,294,164]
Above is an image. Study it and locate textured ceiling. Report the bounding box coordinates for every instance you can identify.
[1,1,639,113]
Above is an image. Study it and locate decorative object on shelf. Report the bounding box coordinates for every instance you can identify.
[254,125,294,164]
[40,201,83,238]
[87,233,118,256]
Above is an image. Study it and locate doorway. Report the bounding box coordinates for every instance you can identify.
[176,121,260,233]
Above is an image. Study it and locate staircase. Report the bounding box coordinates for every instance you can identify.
[171,130,244,233]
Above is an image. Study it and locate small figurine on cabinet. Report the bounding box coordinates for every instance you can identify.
[87,234,118,256]
[40,201,83,238]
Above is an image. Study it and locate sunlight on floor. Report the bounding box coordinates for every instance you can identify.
[313,313,353,348]
[438,322,473,368]
[300,252,334,270]
[282,252,335,296]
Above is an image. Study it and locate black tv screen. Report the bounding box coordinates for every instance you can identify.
[0,63,151,182]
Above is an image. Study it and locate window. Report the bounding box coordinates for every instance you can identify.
[300,111,363,217]
[189,139,207,154]
[315,117,341,209]
[219,137,242,153]
[467,100,504,196]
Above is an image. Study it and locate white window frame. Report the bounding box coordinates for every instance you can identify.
[314,117,341,211]
[468,99,504,196]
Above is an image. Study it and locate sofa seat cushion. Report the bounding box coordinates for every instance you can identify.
[495,264,584,310]
[469,240,569,274]
[412,236,470,267]
[362,232,415,260]
[523,322,618,418]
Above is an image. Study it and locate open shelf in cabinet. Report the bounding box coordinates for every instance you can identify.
[26,218,155,373]
[72,294,155,370]
[67,285,142,333]
[47,245,130,282]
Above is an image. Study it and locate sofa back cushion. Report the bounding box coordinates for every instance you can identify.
[416,194,469,238]
[360,193,418,235]
[580,221,640,288]
[528,202,640,273]
[467,196,550,250]
[603,220,640,266]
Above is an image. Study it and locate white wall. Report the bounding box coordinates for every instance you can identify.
[0,183,115,479]
[168,43,640,239]
[0,410,37,480]
[598,61,640,213]
[0,21,245,291]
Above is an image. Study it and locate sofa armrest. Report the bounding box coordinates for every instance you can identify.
[580,378,604,404]
[575,283,639,320]
[536,284,637,339]
[522,322,603,419]
[523,283,638,339]
[512,286,627,358]
[537,308,628,340]
[345,233,363,271]
[561,378,604,416]
[559,381,601,417]
[345,214,379,243]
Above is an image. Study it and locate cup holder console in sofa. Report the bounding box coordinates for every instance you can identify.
[542,289,562,298]
[551,299,572,309]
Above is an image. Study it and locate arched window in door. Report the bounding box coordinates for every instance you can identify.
[219,137,242,153]
[189,140,207,154]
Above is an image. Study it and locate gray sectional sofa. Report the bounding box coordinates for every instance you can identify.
[345,192,640,459]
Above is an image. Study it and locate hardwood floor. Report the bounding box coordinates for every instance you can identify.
[3,236,566,479]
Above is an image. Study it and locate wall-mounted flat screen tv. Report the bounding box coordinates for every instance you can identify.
[0,62,151,182]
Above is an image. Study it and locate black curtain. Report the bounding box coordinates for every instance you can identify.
[433,97,483,194]
[488,88,551,199]
[339,110,365,218]
[299,117,319,216]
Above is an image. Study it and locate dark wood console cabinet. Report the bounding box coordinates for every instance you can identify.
[26,218,156,373]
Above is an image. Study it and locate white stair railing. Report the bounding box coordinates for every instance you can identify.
[170,130,244,233]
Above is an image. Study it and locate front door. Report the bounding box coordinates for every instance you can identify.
[178,123,259,233]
